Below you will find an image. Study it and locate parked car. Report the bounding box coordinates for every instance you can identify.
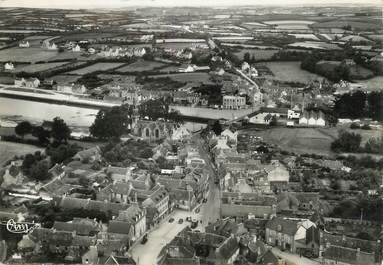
[178,218,183,224]
[141,234,148,244]
[168,218,175,223]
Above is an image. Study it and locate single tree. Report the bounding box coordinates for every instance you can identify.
[243,52,251,63]
[212,120,223,136]
[90,106,130,140]
[51,117,71,144]
[15,121,32,138]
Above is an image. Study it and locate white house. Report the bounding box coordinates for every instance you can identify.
[14,78,26,87]
[19,41,30,48]
[133,47,146,57]
[25,78,40,88]
[4,62,14,70]
[72,44,81,52]
[47,42,58,50]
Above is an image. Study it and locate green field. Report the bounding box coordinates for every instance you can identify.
[262,61,325,83]
[0,141,43,166]
[116,60,166,72]
[148,72,212,84]
[0,47,58,63]
[14,62,69,73]
[67,62,126,75]
[257,127,336,155]
[311,19,381,31]
[256,127,382,156]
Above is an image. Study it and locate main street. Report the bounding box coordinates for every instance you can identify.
[129,210,195,265]
[193,134,221,227]
[272,247,320,265]
[130,134,221,265]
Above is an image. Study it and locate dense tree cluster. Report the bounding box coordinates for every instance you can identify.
[138,98,182,122]
[46,144,82,165]
[330,196,382,223]
[21,151,51,181]
[90,105,133,140]
[331,130,362,153]
[333,91,383,121]
[14,117,71,146]
[102,139,154,166]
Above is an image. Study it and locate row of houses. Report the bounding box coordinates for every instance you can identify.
[248,107,326,127]
[97,46,147,58]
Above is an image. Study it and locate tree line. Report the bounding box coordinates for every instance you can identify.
[333,90,383,121]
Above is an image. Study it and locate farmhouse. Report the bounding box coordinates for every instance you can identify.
[72,44,81,52]
[42,40,58,50]
[4,62,14,70]
[19,41,30,48]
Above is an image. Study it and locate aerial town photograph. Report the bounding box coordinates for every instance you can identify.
[0,0,381,264]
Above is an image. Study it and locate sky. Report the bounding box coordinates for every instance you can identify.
[0,0,380,8]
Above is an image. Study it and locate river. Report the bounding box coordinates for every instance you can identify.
[0,97,206,132]
[0,97,99,128]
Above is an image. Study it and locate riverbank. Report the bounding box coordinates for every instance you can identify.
[0,85,119,110]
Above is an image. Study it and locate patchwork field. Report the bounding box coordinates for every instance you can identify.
[67,62,126,75]
[13,62,69,73]
[288,41,341,50]
[0,47,58,63]
[148,72,212,84]
[263,20,315,30]
[116,60,166,72]
[234,49,280,61]
[311,19,381,31]
[50,74,81,84]
[262,61,325,83]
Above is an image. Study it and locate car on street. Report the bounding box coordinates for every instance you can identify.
[178,218,183,224]
[168,218,174,223]
[141,234,148,244]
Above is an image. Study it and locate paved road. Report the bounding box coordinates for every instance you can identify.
[130,210,195,265]
[130,135,220,265]
[193,135,221,226]
[272,247,320,265]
